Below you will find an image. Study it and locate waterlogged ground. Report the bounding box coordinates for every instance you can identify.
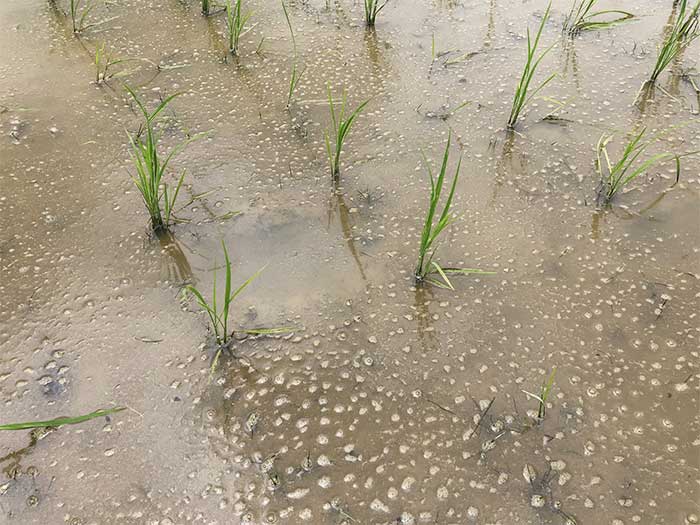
[1,0,699,523]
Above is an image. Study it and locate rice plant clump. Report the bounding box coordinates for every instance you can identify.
[184,242,291,346]
[202,0,210,15]
[125,85,199,234]
[649,0,700,83]
[415,133,494,290]
[507,3,556,129]
[595,128,680,206]
[324,86,370,179]
[225,0,254,56]
[564,0,633,34]
[364,0,387,27]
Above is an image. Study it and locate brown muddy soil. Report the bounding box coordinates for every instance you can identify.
[1,0,699,523]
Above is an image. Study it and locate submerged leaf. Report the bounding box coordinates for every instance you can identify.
[0,407,125,431]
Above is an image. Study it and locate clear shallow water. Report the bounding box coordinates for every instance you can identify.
[0,0,698,523]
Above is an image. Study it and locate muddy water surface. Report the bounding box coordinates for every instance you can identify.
[1,0,699,523]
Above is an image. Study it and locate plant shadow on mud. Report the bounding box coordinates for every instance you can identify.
[327,188,368,283]
[158,231,195,284]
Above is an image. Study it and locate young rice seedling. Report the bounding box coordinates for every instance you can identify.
[125,85,200,234]
[649,0,700,83]
[415,132,494,290]
[226,0,254,56]
[595,128,683,206]
[282,1,305,108]
[324,86,370,179]
[507,3,556,129]
[564,0,633,34]
[364,0,387,27]
[184,242,291,346]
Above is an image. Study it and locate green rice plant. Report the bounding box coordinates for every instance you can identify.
[415,133,494,290]
[649,0,700,83]
[595,128,682,205]
[282,1,305,108]
[256,36,266,55]
[537,368,556,419]
[185,241,260,346]
[564,0,633,34]
[287,63,304,108]
[69,0,95,33]
[225,0,254,56]
[202,0,210,15]
[125,85,199,234]
[324,86,370,179]
[507,3,556,129]
[0,407,125,431]
[94,43,133,84]
[523,369,556,420]
[364,0,387,26]
[184,242,291,346]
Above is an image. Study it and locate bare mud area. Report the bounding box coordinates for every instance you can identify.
[1,0,699,523]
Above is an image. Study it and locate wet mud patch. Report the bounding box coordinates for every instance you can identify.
[2,0,700,523]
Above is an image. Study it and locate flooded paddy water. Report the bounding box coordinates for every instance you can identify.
[1,0,699,523]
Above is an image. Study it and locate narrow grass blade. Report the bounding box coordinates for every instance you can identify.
[430,261,455,290]
[239,327,295,334]
[0,408,125,431]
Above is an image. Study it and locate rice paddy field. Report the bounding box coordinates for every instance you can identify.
[1,0,699,523]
